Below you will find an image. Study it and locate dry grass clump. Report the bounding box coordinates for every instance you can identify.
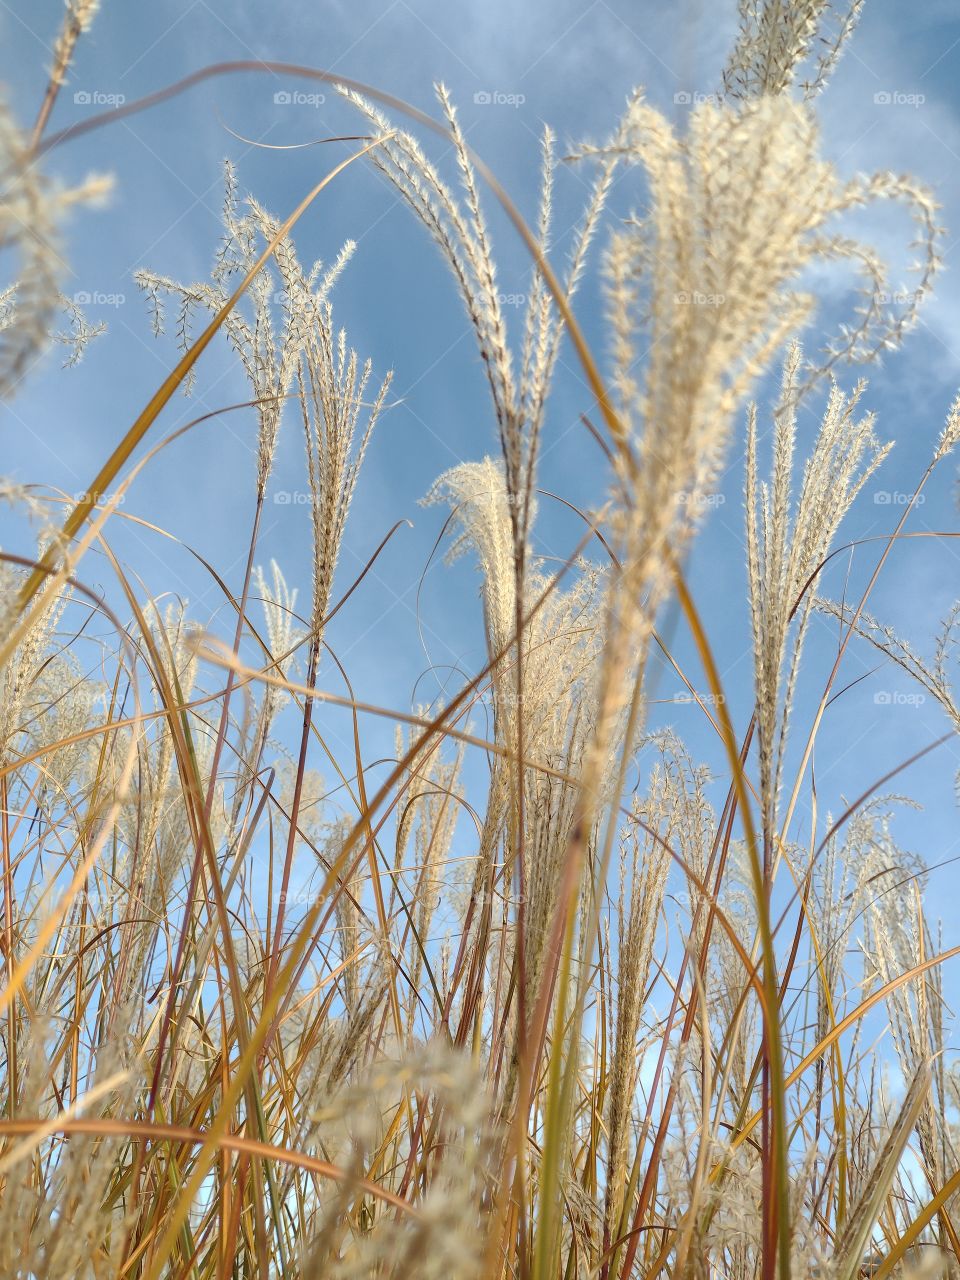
[1,0,960,1277]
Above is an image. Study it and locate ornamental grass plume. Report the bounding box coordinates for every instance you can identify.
[343,83,613,540]
[424,459,614,1062]
[603,781,670,1246]
[722,0,864,101]
[298,304,392,644]
[745,342,889,855]
[392,724,464,1023]
[0,95,111,394]
[0,0,110,392]
[135,162,358,498]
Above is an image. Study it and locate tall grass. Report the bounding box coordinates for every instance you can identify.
[1,0,959,1276]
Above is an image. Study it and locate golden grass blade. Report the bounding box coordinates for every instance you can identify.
[833,1062,930,1280]
[0,1070,128,1176]
[726,947,960,1158]
[0,1116,419,1215]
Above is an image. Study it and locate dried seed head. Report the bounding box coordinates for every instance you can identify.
[722,0,864,101]
[0,99,112,395]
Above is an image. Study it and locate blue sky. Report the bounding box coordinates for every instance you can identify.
[3,0,960,990]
